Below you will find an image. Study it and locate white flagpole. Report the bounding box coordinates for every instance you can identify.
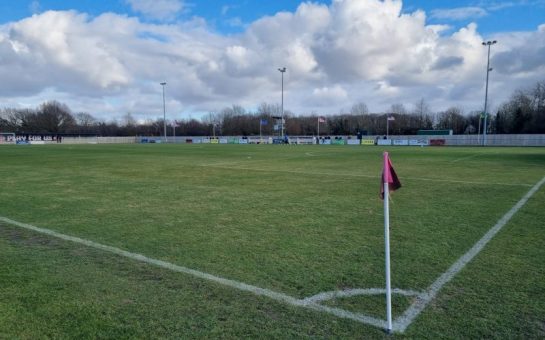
[383,152,393,333]
[317,118,320,139]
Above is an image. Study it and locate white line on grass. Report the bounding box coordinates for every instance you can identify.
[205,164,532,187]
[303,288,421,304]
[1,175,542,333]
[394,175,545,333]
[403,176,532,187]
[0,216,385,329]
[450,152,487,163]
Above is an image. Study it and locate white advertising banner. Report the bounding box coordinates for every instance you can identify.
[409,139,429,146]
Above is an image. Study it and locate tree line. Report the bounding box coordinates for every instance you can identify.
[1,81,544,136]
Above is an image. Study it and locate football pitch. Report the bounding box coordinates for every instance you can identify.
[1,144,544,338]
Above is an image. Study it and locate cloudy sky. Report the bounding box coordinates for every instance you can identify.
[0,0,544,122]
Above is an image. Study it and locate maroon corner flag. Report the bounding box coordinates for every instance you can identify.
[381,151,402,333]
[380,152,402,200]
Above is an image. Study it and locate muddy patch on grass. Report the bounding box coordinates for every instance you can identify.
[0,224,62,248]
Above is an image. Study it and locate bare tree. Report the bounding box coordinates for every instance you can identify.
[120,112,137,127]
[257,102,282,117]
[350,102,369,116]
[75,112,97,127]
[37,101,76,133]
[390,103,407,115]
[436,107,468,134]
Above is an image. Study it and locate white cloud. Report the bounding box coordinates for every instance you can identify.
[29,1,41,15]
[0,0,544,121]
[125,0,184,21]
[225,17,244,28]
[430,7,488,21]
[2,11,131,93]
[477,0,538,12]
[221,5,237,16]
[312,85,348,105]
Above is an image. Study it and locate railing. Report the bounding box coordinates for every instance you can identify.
[16,134,545,146]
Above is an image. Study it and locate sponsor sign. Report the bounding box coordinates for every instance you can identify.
[409,139,428,146]
[393,139,409,146]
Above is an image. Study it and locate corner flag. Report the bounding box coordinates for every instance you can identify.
[381,152,401,333]
[380,153,401,200]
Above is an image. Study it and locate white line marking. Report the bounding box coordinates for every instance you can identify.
[394,175,545,333]
[303,288,421,304]
[205,164,531,187]
[0,216,299,304]
[403,176,531,187]
[0,216,384,328]
[199,153,311,167]
[198,160,246,167]
[1,175,542,333]
[450,152,485,163]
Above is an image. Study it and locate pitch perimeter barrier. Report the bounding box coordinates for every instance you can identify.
[8,134,545,146]
[393,139,409,146]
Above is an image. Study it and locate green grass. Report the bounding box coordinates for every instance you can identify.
[1,144,544,338]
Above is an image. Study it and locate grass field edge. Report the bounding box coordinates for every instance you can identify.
[394,175,545,333]
[0,215,388,330]
[1,175,543,334]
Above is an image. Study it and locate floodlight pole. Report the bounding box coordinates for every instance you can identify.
[482,40,496,146]
[278,67,286,138]
[477,114,482,144]
[160,82,167,143]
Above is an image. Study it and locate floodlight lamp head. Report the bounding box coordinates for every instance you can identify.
[160,82,167,86]
[278,67,286,73]
[492,40,497,44]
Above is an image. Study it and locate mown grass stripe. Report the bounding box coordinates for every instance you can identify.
[395,175,545,333]
[0,215,386,329]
